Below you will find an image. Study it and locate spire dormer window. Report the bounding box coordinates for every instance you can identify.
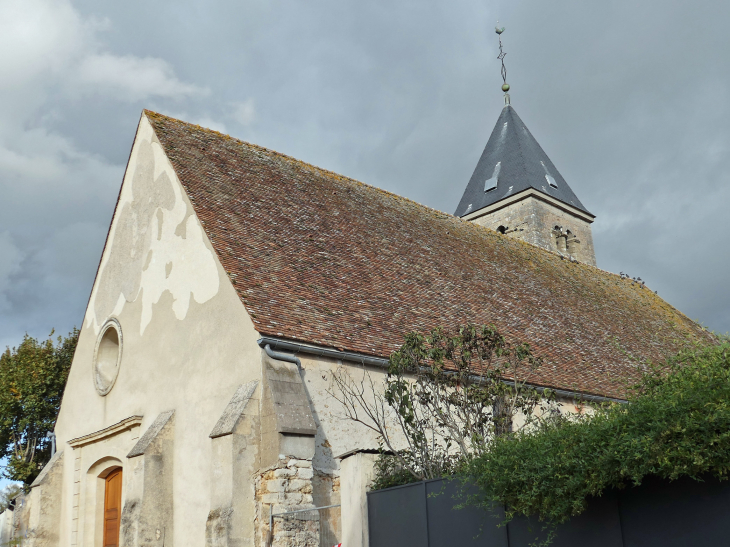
[484,162,501,192]
[540,161,558,188]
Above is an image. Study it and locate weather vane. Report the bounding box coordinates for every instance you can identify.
[495,22,510,105]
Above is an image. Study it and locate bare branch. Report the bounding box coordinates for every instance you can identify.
[329,325,552,484]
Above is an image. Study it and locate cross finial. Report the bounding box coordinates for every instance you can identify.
[495,22,510,105]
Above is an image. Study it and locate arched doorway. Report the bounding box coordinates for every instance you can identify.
[103,468,122,547]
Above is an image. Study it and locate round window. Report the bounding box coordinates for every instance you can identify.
[93,319,122,396]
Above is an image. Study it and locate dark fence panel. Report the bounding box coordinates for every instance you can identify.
[425,480,506,547]
[506,491,622,547]
[367,481,429,547]
[368,476,730,547]
[619,475,730,547]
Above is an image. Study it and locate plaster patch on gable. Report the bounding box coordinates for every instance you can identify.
[86,115,220,336]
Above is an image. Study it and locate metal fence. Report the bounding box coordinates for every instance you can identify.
[367,475,730,547]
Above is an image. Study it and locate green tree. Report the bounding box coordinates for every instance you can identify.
[0,483,23,512]
[330,324,556,488]
[0,329,78,485]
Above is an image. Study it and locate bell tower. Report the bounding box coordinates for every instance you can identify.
[455,26,596,266]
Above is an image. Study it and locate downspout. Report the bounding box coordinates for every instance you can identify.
[47,432,56,457]
[263,344,301,370]
[263,344,311,547]
[258,337,388,368]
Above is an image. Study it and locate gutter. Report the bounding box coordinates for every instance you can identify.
[258,336,389,368]
[257,336,627,404]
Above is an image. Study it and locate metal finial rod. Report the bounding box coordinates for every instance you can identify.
[495,22,510,101]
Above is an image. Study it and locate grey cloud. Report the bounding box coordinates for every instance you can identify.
[1,0,729,356]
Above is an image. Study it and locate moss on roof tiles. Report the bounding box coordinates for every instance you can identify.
[144,110,715,399]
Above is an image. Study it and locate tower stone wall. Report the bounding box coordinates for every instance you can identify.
[456,105,597,265]
[469,196,596,266]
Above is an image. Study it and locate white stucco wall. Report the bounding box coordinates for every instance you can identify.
[53,114,263,547]
[340,452,376,547]
[0,509,13,546]
[298,357,395,471]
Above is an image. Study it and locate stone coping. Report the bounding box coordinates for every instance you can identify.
[461,187,596,223]
[67,415,144,448]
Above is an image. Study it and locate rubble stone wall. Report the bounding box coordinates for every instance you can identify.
[255,457,340,547]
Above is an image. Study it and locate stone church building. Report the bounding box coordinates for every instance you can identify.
[2,102,711,547]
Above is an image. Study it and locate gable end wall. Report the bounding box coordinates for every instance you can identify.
[52,114,264,547]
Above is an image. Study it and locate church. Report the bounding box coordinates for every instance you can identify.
[2,94,711,547]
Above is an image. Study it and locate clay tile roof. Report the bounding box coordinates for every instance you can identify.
[145,110,715,400]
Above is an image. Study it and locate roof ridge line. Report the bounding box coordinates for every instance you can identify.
[506,106,531,192]
[145,109,661,286]
[143,108,460,222]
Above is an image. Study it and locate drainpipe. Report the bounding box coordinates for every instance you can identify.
[263,344,301,370]
[47,432,56,457]
[259,337,387,368]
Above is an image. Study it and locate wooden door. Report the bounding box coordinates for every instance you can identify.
[103,469,122,547]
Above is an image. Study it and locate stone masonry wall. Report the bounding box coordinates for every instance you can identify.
[471,196,596,266]
[255,457,340,547]
[312,470,340,547]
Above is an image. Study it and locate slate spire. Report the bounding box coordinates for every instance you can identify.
[454,105,592,218]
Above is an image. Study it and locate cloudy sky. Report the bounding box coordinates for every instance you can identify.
[1,0,729,354]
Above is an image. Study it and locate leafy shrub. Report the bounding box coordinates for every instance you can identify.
[369,453,424,491]
[467,342,730,527]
